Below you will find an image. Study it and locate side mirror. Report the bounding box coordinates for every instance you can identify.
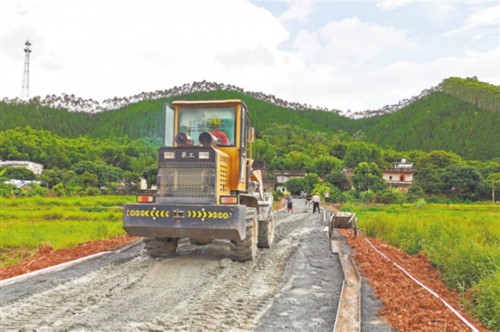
[252,160,265,170]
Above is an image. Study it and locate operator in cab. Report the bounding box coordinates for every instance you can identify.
[208,117,229,145]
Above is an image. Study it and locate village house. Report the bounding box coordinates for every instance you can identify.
[382,158,415,192]
[273,170,307,193]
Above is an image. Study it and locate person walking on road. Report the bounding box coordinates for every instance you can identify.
[312,192,321,214]
[285,192,293,213]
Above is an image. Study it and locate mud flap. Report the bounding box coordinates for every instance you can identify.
[123,204,247,241]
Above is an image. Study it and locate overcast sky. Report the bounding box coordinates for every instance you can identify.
[0,0,499,112]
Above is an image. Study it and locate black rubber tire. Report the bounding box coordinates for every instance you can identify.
[230,208,258,262]
[258,212,275,248]
[143,237,179,258]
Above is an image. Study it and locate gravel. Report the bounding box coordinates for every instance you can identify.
[0,199,391,331]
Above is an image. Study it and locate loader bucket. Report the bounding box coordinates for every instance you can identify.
[123,203,248,241]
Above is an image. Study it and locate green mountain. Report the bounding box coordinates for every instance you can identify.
[0,102,92,138]
[1,77,498,161]
[358,91,500,160]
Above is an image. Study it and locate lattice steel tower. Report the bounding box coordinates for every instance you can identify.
[21,40,32,100]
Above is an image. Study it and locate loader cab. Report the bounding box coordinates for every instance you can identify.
[163,100,253,196]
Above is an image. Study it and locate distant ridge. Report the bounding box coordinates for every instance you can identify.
[3,78,496,118]
[1,77,498,160]
[1,81,341,115]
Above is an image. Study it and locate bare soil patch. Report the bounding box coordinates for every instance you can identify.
[339,229,489,331]
[0,235,139,280]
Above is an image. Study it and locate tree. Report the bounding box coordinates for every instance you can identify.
[414,168,443,195]
[123,171,141,194]
[307,155,344,178]
[344,142,384,169]
[252,139,277,166]
[142,166,158,188]
[324,170,351,192]
[414,150,464,196]
[416,150,462,170]
[352,162,386,193]
[442,165,486,200]
[40,168,64,189]
[284,177,305,195]
[71,161,124,188]
[485,173,500,202]
[302,173,320,193]
[330,142,347,159]
[344,142,372,168]
[82,171,99,188]
[407,185,425,202]
[282,151,311,171]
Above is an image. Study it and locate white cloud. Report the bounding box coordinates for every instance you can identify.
[278,0,314,24]
[260,46,500,112]
[376,0,413,11]
[293,17,418,64]
[0,0,289,100]
[444,4,500,36]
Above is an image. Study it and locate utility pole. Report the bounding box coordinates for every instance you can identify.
[21,40,32,100]
[493,180,496,203]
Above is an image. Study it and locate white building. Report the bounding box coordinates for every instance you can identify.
[0,161,44,175]
[382,158,415,192]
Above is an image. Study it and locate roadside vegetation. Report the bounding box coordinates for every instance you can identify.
[0,196,133,267]
[342,202,499,330]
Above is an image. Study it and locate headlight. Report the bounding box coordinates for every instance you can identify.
[199,151,210,159]
[164,152,175,159]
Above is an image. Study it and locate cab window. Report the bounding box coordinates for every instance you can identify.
[178,106,236,146]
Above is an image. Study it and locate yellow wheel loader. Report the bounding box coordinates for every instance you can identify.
[123,100,274,261]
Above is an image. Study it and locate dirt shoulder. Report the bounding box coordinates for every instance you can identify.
[0,235,139,280]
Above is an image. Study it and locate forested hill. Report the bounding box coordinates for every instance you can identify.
[0,77,498,161]
[0,103,92,138]
[357,91,500,160]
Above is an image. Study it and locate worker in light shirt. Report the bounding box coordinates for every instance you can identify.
[312,192,321,214]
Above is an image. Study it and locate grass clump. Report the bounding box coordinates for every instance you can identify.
[0,195,134,267]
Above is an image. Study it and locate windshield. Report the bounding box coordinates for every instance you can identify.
[178,106,236,146]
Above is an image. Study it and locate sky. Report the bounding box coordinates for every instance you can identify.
[0,0,499,112]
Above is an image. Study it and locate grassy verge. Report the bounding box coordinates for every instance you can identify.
[0,196,134,266]
[341,202,499,330]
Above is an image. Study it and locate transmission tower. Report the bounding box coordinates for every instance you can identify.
[21,40,32,100]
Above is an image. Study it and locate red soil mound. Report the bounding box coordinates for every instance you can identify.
[0,235,139,280]
[339,229,488,331]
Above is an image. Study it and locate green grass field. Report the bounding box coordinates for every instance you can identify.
[341,202,500,330]
[0,196,134,266]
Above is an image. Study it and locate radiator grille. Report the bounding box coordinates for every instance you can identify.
[157,162,215,199]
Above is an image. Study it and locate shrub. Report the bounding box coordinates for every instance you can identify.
[377,188,405,205]
[0,183,14,197]
[413,198,427,208]
[359,190,376,203]
[407,185,425,202]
